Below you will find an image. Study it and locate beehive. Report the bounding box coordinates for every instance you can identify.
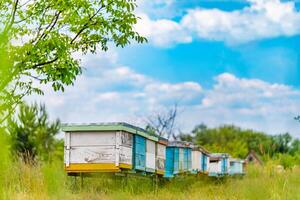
[156,137,167,175]
[208,153,230,177]
[201,151,209,173]
[62,123,158,174]
[164,141,192,177]
[191,146,210,174]
[229,158,244,175]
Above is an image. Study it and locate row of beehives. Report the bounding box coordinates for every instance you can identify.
[62,123,245,177]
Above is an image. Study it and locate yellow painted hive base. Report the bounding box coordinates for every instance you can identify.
[65,163,132,173]
[156,170,165,175]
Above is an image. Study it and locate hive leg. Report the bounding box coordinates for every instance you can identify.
[80,173,84,190]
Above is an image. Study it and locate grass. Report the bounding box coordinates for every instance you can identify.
[1,160,300,200]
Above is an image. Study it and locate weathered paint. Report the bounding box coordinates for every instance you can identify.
[119,132,133,165]
[64,130,134,173]
[146,139,156,172]
[133,134,146,171]
[156,143,166,174]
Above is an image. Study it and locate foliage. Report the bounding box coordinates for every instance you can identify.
[272,133,292,154]
[0,28,13,199]
[8,103,60,162]
[2,160,300,200]
[278,154,295,170]
[0,0,147,123]
[179,124,300,159]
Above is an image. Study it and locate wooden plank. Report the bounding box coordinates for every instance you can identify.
[133,135,146,171]
[65,163,123,172]
[165,147,175,177]
[209,160,221,174]
[146,140,156,172]
[192,150,200,171]
[156,144,166,172]
[70,132,116,146]
[115,131,121,167]
[69,146,116,164]
[120,145,132,165]
[65,132,71,167]
[179,148,184,171]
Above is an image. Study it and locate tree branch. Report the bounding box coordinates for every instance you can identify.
[14,2,39,24]
[4,0,19,32]
[17,0,32,9]
[70,3,108,44]
[35,10,61,44]
[31,57,58,69]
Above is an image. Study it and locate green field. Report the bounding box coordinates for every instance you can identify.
[2,160,300,200]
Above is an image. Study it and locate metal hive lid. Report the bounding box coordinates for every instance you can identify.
[192,145,210,155]
[209,153,230,159]
[61,122,159,141]
[167,140,193,148]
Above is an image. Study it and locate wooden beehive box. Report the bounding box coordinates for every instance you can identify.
[229,158,245,175]
[191,145,210,174]
[208,153,230,177]
[62,123,158,174]
[165,141,192,177]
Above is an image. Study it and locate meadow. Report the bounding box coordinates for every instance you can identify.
[2,159,300,200]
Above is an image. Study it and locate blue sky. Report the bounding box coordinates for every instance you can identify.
[30,0,300,137]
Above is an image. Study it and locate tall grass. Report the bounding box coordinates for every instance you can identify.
[2,160,300,200]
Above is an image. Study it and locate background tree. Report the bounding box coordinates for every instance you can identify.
[179,124,300,159]
[272,133,292,154]
[8,103,60,162]
[290,139,300,155]
[145,104,178,139]
[0,0,146,123]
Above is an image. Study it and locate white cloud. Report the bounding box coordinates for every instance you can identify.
[136,0,300,46]
[178,72,300,137]
[28,52,300,138]
[145,82,202,102]
[27,52,202,127]
[182,0,300,44]
[135,14,192,47]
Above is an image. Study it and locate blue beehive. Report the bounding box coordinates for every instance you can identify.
[165,147,174,177]
[208,153,230,177]
[133,134,146,171]
[164,141,192,178]
[183,148,188,171]
[221,157,228,174]
[184,148,192,171]
[174,148,179,174]
[165,147,180,177]
[201,153,209,172]
[229,159,244,175]
[191,145,210,174]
